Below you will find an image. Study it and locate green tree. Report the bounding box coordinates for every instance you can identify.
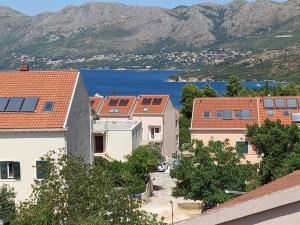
[225,75,243,97]
[180,84,203,118]
[0,185,16,224]
[13,151,166,225]
[179,116,191,148]
[203,85,218,97]
[247,119,300,184]
[170,140,258,206]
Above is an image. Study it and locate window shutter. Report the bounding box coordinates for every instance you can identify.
[13,162,20,179]
[0,161,8,179]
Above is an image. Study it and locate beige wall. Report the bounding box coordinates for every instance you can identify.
[191,129,260,164]
[163,100,178,158]
[133,115,163,142]
[0,131,66,202]
[220,201,300,225]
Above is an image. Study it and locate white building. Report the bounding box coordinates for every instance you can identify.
[0,66,92,201]
[92,120,142,161]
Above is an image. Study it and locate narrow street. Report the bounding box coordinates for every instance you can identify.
[142,172,201,224]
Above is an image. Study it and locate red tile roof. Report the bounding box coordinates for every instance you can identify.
[191,98,259,129]
[90,96,103,114]
[208,169,300,213]
[99,96,137,117]
[0,70,79,129]
[258,96,300,125]
[134,95,169,114]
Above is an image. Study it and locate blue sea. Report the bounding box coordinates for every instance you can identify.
[81,69,269,108]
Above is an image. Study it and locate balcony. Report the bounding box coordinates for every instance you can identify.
[149,133,163,142]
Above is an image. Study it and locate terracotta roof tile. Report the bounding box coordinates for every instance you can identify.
[191,98,259,129]
[99,96,136,117]
[208,169,300,213]
[0,70,78,129]
[134,95,169,114]
[90,96,103,114]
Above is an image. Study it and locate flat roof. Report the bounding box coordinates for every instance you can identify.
[93,120,140,132]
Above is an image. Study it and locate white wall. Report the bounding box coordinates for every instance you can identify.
[0,131,66,202]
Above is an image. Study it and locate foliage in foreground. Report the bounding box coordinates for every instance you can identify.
[11,151,166,225]
[247,119,300,184]
[0,184,16,223]
[170,140,258,205]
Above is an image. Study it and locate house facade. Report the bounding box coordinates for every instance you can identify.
[90,94,179,160]
[191,97,300,163]
[0,67,92,201]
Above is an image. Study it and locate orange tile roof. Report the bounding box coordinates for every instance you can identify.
[90,96,103,114]
[99,96,136,117]
[134,95,169,114]
[191,98,259,129]
[258,96,300,125]
[0,70,79,129]
[208,169,300,213]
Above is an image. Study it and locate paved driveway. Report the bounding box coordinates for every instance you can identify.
[142,172,201,224]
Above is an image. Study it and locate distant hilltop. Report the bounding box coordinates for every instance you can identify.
[0,0,299,72]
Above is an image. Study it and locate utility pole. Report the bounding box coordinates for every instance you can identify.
[170,200,174,224]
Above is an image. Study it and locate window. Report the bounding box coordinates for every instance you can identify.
[109,108,120,113]
[236,141,248,154]
[150,127,160,139]
[216,111,223,118]
[223,110,233,120]
[36,161,47,179]
[283,110,289,117]
[43,101,54,112]
[143,107,149,112]
[267,110,274,116]
[241,110,251,119]
[234,111,242,118]
[292,113,300,122]
[203,111,210,118]
[0,161,20,179]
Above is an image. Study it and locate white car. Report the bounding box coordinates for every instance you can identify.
[157,162,168,172]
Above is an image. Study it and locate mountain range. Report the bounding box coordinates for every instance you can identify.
[0,0,299,80]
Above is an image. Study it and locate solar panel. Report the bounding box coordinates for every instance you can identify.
[119,99,129,106]
[152,98,162,105]
[21,97,39,112]
[142,98,152,105]
[292,113,300,122]
[223,110,233,120]
[241,110,251,119]
[275,99,285,108]
[0,98,9,112]
[264,99,274,108]
[108,99,119,106]
[287,99,297,108]
[5,98,24,112]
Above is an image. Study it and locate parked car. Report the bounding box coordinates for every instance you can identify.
[157,162,168,172]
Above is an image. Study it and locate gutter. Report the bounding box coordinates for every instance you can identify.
[0,128,67,133]
[190,128,247,131]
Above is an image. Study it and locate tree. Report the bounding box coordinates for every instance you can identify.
[0,185,16,224]
[203,85,218,97]
[180,84,203,118]
[179,116,191,148]
[170,140,258,206]
[247,119,300,184]
[224,75,243,97]
[13,151,166,225]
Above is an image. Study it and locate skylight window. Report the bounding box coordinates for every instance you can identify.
[143,107,149,112]
[43,101,54,112]
[119,99,129,106]
[241,110,251,119]
[223,110,233,120]
[109,108,120,113]
[216,111,223,118]
[152,98,163,105]
[267,110,274,116]
[283,110,289,117]
[203,111,210,118]
[292,113,300,122]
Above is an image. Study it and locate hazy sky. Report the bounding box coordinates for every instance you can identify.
[0,0,286,16]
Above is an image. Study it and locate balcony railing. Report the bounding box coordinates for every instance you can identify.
[149,133,163,142]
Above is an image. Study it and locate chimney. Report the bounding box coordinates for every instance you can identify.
[19,64,30,71]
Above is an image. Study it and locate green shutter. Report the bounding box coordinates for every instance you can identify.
[13,162,21,179]
[1,161,8,179]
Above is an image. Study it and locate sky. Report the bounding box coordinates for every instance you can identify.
[0,0,286,16]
